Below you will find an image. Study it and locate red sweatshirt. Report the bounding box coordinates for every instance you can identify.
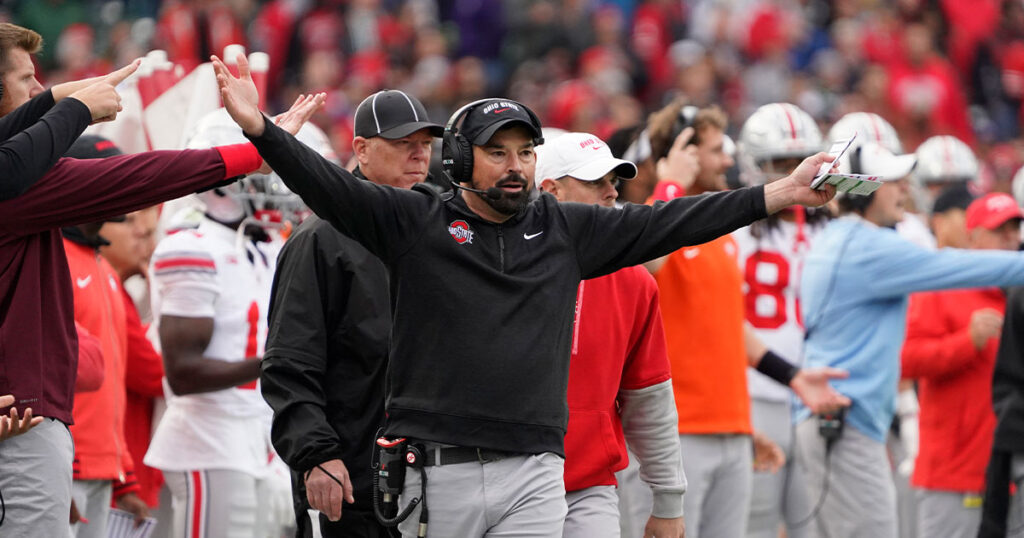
[65,238,136,496]
[901,287,1004,493]
[565,265,672,491]
[0,143,261,424]
[121,287,165,507]
[75,321,104,393]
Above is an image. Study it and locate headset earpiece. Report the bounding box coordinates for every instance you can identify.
[442,99,487,184]
[441,130,474,183]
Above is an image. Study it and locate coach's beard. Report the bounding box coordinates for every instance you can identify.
[478,173,530,216]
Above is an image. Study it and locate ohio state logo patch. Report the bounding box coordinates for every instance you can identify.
[448,220,474,244]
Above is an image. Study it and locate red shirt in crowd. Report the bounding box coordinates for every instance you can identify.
[901,287,1004,493]
[121,287,165,507]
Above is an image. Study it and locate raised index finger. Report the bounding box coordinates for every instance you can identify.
[106,59,141,87]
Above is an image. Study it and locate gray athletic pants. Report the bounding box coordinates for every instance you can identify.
[616,453,653,538]
[679,434,752,538]
[397,448,567,538]
[0,417,74,538]
[163,469,259,538]
[795,418,898,538]
[71,480,113,538]
[914,489,982,538]
[563,485,619,538]
[747,398,812,538]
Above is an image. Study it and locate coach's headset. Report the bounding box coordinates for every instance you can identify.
[441,98,544,186]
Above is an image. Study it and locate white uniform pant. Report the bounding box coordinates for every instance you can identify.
[163,469,259,538]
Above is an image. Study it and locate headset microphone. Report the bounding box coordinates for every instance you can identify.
[459,184,504,201]
[443,171,504,200]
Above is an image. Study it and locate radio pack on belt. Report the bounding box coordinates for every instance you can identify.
[818,406,847,452]
[373,436,429,537]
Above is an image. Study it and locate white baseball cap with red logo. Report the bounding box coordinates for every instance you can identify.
[534,132,638,188]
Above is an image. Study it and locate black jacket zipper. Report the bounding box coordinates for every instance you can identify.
[497,226,505,273]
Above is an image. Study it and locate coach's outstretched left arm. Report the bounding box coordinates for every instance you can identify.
[214,53,838,219]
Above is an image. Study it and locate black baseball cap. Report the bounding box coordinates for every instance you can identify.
[932,183,975,215]
[354,90,443,139]
[65,135,124,160]
[461,99,543,146]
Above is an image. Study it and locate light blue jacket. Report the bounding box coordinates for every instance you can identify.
[797,216,1024,442]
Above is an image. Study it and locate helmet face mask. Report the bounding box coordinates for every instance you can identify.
[188,108,335,226]
[738,103,823,186]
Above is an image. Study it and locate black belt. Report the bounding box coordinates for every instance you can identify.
[421,446,520,467]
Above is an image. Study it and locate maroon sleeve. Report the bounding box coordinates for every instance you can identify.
[74,321,105,393]
[0,147,252,235]
[122,288,165,398]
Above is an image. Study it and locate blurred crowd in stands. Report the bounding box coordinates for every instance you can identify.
[4,0,1022,197]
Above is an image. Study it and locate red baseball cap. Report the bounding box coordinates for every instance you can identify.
[965,193,1024,231]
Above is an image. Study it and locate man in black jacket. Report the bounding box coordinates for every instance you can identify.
[262,90,443,538]
[215,54,838,537]
[981,285,1024,537]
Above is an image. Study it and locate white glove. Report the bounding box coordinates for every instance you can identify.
[896,389,919,477]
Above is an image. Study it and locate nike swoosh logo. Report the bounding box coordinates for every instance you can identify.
[524,231,544,240]
[76,275,92,288]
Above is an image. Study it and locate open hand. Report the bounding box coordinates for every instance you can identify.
[0,399,44,442]
[274,93,327,137]
[211,53,264,136]
[247,93,327,174]
[791,367,850,415]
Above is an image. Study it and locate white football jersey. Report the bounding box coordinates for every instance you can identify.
[145,209,278,476]
[733,217,825,402]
